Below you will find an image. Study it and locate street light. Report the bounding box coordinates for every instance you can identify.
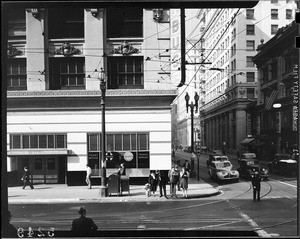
[185,92,199,180]
[99,68,107,197]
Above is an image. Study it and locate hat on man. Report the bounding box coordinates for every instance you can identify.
[78,206,86,214]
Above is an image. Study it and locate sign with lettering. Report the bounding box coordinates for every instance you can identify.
[293,64,299,131]
[88,152,99,160]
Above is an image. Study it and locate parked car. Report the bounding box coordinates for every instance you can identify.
[237,157,269,180]
[268,153,297,174]
[208,160,239,182]
[206,154,229,167]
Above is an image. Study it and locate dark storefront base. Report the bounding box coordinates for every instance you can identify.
[66,171,148,186]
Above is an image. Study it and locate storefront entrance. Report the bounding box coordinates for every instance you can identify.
[18,156,66,184]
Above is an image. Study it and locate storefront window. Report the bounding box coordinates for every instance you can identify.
[87,132,149,171]
[10,134,67,149]
[30,135,38,148]
[48,135,54,148]
[39,135,47,148]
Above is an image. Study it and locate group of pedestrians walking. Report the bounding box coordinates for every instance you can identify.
[147,160,191,199]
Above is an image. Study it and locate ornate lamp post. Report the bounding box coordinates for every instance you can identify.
[99,68,107,197]
[185,92,199,179]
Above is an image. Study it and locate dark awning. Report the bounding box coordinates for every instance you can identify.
[240,137,255,146]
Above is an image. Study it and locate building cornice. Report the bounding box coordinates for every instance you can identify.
[7,89,178,98]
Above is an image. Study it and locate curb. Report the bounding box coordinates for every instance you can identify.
[8,189,221,204]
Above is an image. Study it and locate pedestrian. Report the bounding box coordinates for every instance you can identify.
[21,166,34,190]
[71,206,98,236]
[86,164,92,189]
[168,165,180,198]
[117,162,126,176]
[148,171,158,196]
[158,170,168,199]
[2,211,17,238]
[180,167,189,198]
[250,169,262,202]
[183,160,191,172]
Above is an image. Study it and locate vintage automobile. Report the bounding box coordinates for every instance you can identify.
[237,156,269,180]
[206,154,229,167]
[208,160,239,182]
[268,153,297,174]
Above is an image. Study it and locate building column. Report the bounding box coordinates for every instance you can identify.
[26,9,46,91]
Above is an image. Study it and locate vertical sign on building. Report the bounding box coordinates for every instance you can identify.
[170,9,181,87]
[293,64,299,131]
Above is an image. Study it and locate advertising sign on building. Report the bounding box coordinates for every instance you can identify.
[293,64,299,131]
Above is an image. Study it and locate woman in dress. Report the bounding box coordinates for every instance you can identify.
[180,167,189,198]
[148,171,158,196]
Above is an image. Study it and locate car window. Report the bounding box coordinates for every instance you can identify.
[246,160,255,165]
[216,162,231,168]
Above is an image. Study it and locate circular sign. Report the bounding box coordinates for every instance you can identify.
[124,151,133,162]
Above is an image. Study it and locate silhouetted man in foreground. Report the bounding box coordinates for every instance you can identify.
[71,206,98,236]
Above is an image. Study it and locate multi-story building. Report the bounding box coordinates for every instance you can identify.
[251,20,299,160]
[197,0,298,155]
[4,5,178,186]
[171,9,203,150]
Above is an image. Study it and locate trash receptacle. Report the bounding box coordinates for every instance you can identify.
[120,175,130,195]
[107,174,120,196]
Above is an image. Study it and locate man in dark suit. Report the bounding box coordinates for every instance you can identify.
[71,206,98,236]
[250,169,262,202]
[22,167,34,190]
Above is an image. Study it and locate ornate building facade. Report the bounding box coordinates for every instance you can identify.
[4,4,177,185]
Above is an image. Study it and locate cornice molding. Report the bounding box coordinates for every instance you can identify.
[7,89,178,98]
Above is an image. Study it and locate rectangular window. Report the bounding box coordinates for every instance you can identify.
[271,25,278,35]
[56,135,66,148]
[246,56,254,67]
[107,134,114,151]
[107,8,143,38]
[11,135,21,149]
[30,135,38,148]
[246,9,254,19]
[246,72,255,82]
[123,134,131,151]
[231,44,236,56]
[246,41,255,51]
[115,134,122,151]
[271,0,278,3]
[7,59,27,90]
[247,88,255,99]
[231,28,236,40]
[108,56,143,89]
[246,25,255,35]
[49,58,85,90]
[48,8,84,38]
[48,135,55,148]
[22,135,30,149]
[88,134,99,151]
[286,9,293,19]
[271,9,278,19]
[7,8,26,39]
[39,135,47,148]
[138,134,148,150]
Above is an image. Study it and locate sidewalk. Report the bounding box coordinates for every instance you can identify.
[8,177,220,204]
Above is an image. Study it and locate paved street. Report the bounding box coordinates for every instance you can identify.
[6,151,297,238]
